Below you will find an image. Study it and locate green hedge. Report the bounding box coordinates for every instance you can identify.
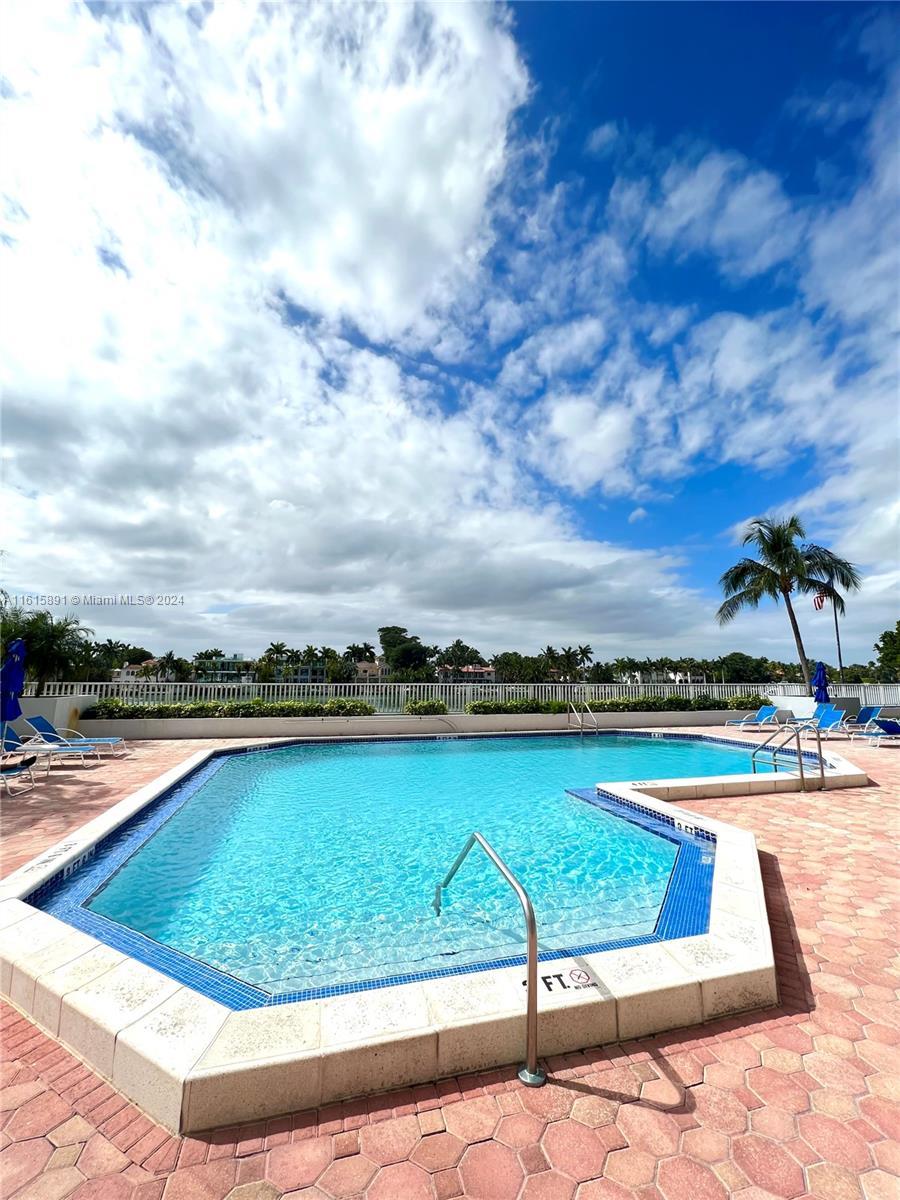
[465,694,766,716]
[404,699,449,715]
[83,697,376,719]
[85,693,766,721]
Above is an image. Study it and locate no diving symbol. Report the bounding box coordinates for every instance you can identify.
[523,968,599,992]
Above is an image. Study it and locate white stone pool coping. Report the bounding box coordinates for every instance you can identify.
[0,732,869,1133]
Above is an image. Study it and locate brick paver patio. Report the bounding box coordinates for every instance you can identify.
[1,730,898,1199]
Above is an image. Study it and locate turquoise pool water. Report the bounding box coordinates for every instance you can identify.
[84,734,753,994]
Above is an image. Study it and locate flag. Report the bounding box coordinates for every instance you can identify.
[813,593,827,611]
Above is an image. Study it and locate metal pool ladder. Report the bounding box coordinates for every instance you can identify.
[567,701,599,736]
[751,723,825,791]
[432,833,546,1088]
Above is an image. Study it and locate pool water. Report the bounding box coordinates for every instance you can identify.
[79,735,754,995]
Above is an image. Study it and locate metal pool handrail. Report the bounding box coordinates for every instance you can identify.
[567,701,599,736]
[432,832,546,1087]
[751,724,825,791]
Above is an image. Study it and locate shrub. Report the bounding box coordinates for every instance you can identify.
[83,697,376,719]
[465,694,762,716]
[405,699,449,715]
[726,693,767,710]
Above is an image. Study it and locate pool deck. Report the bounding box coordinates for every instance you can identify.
[1,727,898,1200]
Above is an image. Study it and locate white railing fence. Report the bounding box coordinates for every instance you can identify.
[21,679,900,711]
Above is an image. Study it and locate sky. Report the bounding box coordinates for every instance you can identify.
[1,1,898,665]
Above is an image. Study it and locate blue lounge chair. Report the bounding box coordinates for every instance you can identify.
[725,705,779,729]
[786,703,831,727]
[849,718,900,746]
[1,754,37,794]
[799,708,846,739]
[1,727,97,769]
[25,714,127,756]
[841,705,882,732]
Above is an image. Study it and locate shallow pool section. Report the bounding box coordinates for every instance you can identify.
[29,734,742,1006]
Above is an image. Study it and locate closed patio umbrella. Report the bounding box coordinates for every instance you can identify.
[1,638,27,748]
[811,661,829,704]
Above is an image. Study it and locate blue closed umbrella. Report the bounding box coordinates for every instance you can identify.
[811,661,829,703]
[1,638,27,745]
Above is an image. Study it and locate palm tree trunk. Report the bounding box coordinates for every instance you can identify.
[783,591,812,695]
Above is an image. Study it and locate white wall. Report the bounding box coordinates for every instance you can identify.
[15,695,96,734]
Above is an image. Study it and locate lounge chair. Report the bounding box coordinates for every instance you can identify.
[799,709,846,739]
[841,705,882,733]
[786,703,831,727]
[25,714,127,756]
[1,754,37,794]
[1,727,97,769]
[725,705,779,729]
[849,718,900,746]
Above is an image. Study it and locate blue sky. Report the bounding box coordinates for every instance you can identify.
[1,2,897,662]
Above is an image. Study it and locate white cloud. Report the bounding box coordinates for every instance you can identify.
[585,120,618,157]
[628,507,648,524]
[643,151,804,279]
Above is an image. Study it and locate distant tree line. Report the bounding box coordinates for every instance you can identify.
[1,599,896,692]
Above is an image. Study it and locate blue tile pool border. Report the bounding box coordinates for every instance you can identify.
[22,729,766,1010]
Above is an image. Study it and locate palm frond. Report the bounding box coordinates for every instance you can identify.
[716,585,774,626]
[719,558,779,599]
[801,544,862,592]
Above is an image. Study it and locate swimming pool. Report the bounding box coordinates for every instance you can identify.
[32,733,768,1004]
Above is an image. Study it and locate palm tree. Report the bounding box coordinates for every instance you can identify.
[717,515,861,694]
[157,650,179,681]
[359,642,376,662]
[265,641,287,662]
[558,646,580,682]
[16,611,94,694]
[300,644,319,666]
[577,644,593,679]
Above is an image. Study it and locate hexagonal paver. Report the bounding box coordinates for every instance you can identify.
[520,1172,577,1199]
[575,1181,634,1200]
[798,1112,873,1170]
[317,1153,377,1198]
[806,1161,867,1200]
[749,1105,797,1141]
[746,1067,812,1114]
[657,1156,728,1200]
[443,1097,501,1143]
[761,1048,804,1074]
[689,1084,750,1134]
[860,1095,900,1140]
[812,1088,862,1121]
[862,1169,900,1200]
[410,1132,465,1172]
[541,1121,606,1183]
[710,1038,761,1070]
[616,1104,679,1156]
[519,1083,576,1122]
[459,1141,523,1200]
[358,1114,419,1165]
[266,1139,333,1191]
[680,1127,729,1163]
[366,1160,433,1200]
[603,1147,656,1187]
[77,1134,130,1177]
[640,1076,683,1107]
[5,1092,74,1140]
[164,1160,238,1200]
[0,1139,55,1194]
[803,1052,868,1094]
[495,1112,546,1149]
[732,1134,806,1198]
